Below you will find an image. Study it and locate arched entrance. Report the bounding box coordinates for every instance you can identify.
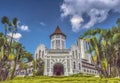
[53,63,64,76]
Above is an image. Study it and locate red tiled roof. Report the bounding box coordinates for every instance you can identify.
[50,26,66,38]
[54,26,62,34]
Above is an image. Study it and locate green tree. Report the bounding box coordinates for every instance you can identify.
[83,19,120,77]
[0,16,33,80]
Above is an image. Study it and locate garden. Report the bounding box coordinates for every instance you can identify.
[1,76,120,83]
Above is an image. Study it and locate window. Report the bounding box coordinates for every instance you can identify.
[62,41,64,49]
[67,60,70,67]
[56,40,60,49]
[47,59,50,67]
[39,50,41,58]
[56,35,60,38]
[90,70,91,73]
[87,70,89,72]
[84,69,86,72]
[72,51,74,58]
[73,62,76,69]
[77,41,78,46]
[79,53,80,59]
[29,69,31,73]
[62,36,65,39]
[76,50,77,59]
[42,51,44,58]
[79,41,81,50]
[52,41,54,48]
[79,63,81,70]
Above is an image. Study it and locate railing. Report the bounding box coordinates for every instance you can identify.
[47,49,70,54]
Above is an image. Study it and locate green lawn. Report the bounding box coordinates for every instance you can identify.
[1,76,120,83]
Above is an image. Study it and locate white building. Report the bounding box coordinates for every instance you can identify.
[35,26,98,76]
[15,62,33,77]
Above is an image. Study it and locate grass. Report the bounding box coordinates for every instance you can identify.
[0,76,120,83]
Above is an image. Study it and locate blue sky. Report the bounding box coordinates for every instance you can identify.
[0,0,120,54]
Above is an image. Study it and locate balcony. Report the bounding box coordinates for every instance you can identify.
[47,49,70,54]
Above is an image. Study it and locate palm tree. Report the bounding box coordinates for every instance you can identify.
[83,21,120,77]
[9,17,18,50]
[22,51,33,62]
[84,28,110,77]
[23,64,29,76]
[0,16,34,80]
[1,16,10,36]
[10,42,24,79]
[1,17,19,79]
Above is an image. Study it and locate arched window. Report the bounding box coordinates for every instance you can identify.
[52,41,54,48]
[75,50,77,59]
[73,62,76,69]
[72,51,74,58]
[79,53,80,59]
[56,40,60,49]
[42,51,44,58]
[84,69,86,72]
[79,63,81,70]
[39,50,41,58]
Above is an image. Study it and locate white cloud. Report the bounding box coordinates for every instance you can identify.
[60,0,120,32]
[17,21,30,31]
[7,33,22,40]
[20,25,29,31]
[70,15,84,32]
[40,22,46,26]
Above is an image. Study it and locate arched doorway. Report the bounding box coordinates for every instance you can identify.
[53,63,64,76]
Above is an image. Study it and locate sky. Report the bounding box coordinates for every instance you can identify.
[0,0,120,55]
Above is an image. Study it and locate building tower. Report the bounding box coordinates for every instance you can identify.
[50,26,66,49]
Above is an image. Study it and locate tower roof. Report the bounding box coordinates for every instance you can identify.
[50,26,66,38]
[55,26,62,34]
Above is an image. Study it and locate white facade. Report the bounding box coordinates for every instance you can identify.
[15,62,33,77]
[50,34,66,49]
[34,26,99,76]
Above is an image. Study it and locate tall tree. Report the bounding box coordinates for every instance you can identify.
[1,16,10,36]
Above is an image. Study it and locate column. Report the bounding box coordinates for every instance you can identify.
[51,40,52,49]
[55,38,56,49]
[69,56,73,75]
[49,56,52,76]
[44,58,47,75]
[65,56,68,76]
[64,40,66,49]
[60,39,62,49]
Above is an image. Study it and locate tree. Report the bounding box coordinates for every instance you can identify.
[35,58,44,76]
[83,19,120,77]
[84,28,111,77]
[0,16,33,80]
[1,16,10,36]
[10,42,24,79]
[19,62,29,76]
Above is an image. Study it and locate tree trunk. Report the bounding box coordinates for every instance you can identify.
[10,58,17,80]
[9,30,14,49]
[109,63,112,76]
